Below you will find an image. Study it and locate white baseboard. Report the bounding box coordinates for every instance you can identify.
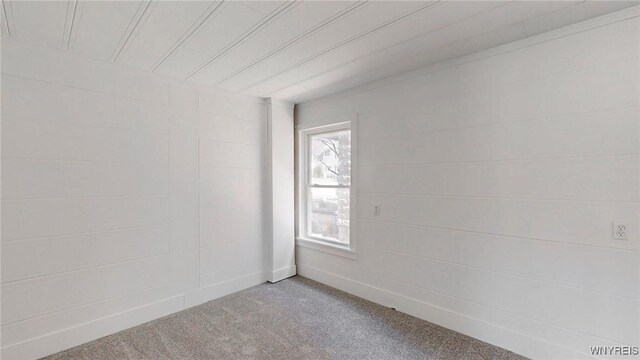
[2,271,267,360]
[1,296,184,360]
[185,270,267,308]
[267,265,297,283]
[297,264,590,360]
[3,264,589,360]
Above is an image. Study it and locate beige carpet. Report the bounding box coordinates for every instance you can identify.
[43,276,527,360]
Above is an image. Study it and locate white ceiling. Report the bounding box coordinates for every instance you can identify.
[1,0,636,103]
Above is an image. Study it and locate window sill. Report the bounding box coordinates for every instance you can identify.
[296,237,357,260]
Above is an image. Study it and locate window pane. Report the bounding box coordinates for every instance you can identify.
[309,188,350,243]
[309,130,351,186]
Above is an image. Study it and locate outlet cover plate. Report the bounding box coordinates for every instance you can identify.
[613,223,627,240]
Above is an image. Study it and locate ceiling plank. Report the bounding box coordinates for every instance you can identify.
[115,1,219,71]
[204,1,426,90]
[2,0,636,103]
[522,1,639,37]
[186,1,298,80]
[255,1,511,96]
[182,1,363,86]
[227,2,437,93]
[268,1,605,101]
[154,2,287,79]
[62,0,80,50]
[213,1,368,86]
[112,0,155,63]
[247,1,581,97]
[69,1,143,61]
[8,0,68,48]
[150,1,227,72]
[1,0,13,37]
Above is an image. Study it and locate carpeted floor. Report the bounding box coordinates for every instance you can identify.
[43,276,527,360]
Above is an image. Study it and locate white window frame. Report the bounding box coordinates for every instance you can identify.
[296,118,357,259]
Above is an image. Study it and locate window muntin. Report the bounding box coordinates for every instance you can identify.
[303,126,351,245]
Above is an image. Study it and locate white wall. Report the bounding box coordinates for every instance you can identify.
[195,85,267,303]
[295,7,640,360]
[1,39,269,359]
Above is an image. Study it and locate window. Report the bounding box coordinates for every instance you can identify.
[297,121,356,257]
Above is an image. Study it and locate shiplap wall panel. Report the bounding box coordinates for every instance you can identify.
[200,215,263,249]
[1,285,175,347]
[2,196,170,241]
[2,159,168,199]
[200,262,265,287]
[358,156,640,202]
[199,114,264,146]
[357,194,639,252]
[296,248,628,359]
[1,40,169,104]
[169,85,199,295]
[199,141,264,170]
[295,14,640,359]
[199,240,264,276]
[357,109,638,166]
[199,168,263,221]
[1,39,268,359]
[355,245,638,344]
[197,91,267,289]
[1,255,171,324]
[358,220,639,299]
[2,225,170,283]
[2,117,168,163]
[198,91,265,121]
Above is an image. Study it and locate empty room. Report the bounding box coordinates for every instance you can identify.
[1,1,639,359]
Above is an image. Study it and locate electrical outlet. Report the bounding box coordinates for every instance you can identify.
[373,205,381,216]
[613,223,627,240]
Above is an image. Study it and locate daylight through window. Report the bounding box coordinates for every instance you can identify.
[301,124,352,246]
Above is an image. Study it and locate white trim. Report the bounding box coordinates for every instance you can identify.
[184,270,266,308]
[1,295,182,360]
[295,115,355,130]
[2,271,266,360]
[296,117,358,255]
[265,98,297,287]
[297,120,351,133]
[349,115,359,255]
[265,100,276,289]
[267,265,297,283]
[296,237,357,260]
[2,296,184,360]
[297,264,589,360]
[265,98,295,110]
